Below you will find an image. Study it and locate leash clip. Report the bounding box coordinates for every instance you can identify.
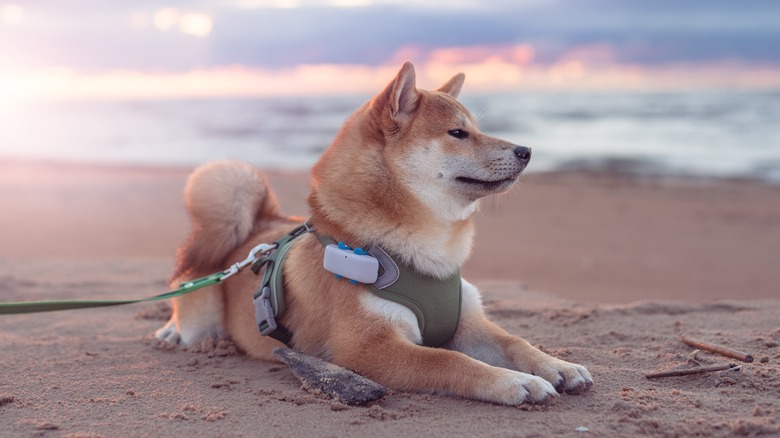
[221,243,276,281]
[253,286,278,336]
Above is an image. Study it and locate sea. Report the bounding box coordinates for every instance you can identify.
[2,90,779,182]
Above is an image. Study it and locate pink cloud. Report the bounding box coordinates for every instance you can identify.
[557,44,618,65]
[392,43,535,67]
[2,51,780,103]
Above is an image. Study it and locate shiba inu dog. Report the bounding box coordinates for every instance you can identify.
[156,62,593,405]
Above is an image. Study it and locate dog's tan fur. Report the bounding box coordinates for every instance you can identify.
[156,62,593,405]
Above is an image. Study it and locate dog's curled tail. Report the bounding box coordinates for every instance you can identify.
[173,160,279,280]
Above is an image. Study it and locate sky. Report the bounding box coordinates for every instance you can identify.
[2,0,780,99]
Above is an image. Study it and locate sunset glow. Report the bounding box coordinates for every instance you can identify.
[178,13,213,37]
[3,56,780,102]
[153,7,180,31]
[1,4,23,25]
[0,1,778,101]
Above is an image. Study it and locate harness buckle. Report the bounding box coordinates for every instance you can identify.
[253,286,278,336]
[221,243,276,281]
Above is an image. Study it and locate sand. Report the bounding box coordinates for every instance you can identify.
[1,161,779,437]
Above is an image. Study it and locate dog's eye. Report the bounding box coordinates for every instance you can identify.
[448,129,469,139]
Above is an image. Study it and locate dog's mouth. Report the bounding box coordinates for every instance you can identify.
[454,175,518,192]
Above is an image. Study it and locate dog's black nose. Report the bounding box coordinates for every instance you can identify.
[514,146,532,163]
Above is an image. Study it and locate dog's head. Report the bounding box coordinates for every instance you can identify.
[311,61,530,230]
[379,62,530,218]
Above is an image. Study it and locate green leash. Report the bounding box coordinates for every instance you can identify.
[0,243,276,315]
[0,272,223,315]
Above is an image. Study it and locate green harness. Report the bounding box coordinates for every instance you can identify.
[252,223,462,348]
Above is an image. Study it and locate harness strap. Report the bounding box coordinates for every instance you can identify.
[365,268,461,348]
[250,222,312,346]
[311,230,461,348]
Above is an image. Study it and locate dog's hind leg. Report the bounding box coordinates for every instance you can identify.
[155,282,224,346]
[156,160,280,346]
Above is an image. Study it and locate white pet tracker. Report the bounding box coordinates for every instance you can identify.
[322,243,380,284]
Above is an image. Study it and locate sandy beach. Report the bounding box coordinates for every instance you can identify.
[1,161,779,437]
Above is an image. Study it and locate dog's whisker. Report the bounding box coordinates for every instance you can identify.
[491,194,499,211]
[474,106,489,124]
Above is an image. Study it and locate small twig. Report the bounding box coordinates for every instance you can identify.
[686,349,702,366]
[645,363,739,379]
[646,363,739,379]
[681,336,754,363]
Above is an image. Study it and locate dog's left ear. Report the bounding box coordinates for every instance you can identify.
[437,73,465,99]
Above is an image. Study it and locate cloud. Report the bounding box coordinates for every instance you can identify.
[2,0,780,73]
[4,58,780,103]
[2,0,780,100]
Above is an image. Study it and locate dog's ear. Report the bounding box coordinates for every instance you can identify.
[437,73,465,99]
[388,61,419,118]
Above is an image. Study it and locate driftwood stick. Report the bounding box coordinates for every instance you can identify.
[272,348,386,406]
[681,336,754,363]
[645,363,739,379]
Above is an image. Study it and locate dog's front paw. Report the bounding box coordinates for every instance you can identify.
[480,369,559,405]
[533,359,593,395]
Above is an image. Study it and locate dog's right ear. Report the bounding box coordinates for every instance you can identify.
[385,61,420,119]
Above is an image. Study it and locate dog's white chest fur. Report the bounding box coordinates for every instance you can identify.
[359,292,422,344]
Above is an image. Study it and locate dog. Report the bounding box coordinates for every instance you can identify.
[155,62,593,405]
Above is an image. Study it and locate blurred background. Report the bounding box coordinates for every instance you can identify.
[1,0,780,179]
